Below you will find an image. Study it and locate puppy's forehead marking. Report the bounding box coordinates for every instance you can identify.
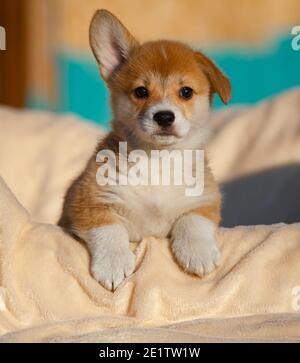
[160,45,168,61]
[149,99,179,114]
[142,71,182,87]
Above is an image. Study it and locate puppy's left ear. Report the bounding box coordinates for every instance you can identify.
[194,51,231,104]
[89,9,139,80]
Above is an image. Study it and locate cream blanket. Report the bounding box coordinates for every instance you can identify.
[1,89,300,342]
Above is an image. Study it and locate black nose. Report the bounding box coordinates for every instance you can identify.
[153,110,175,127]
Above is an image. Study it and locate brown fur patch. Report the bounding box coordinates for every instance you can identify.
[58,135,121,231]
[191,204,221,225]
[194,51,231,104]
[189,157,221,225]
[110,41,212,117]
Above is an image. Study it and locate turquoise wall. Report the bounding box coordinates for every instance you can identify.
[29,34,300,128]
[209,35,300,108]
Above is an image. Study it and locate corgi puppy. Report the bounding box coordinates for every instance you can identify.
[59,9,231,291]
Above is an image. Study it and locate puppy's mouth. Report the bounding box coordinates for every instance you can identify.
[138,116,189,145]
[139,121,181,140]
[151,128,183,146]
[153,128,180,137]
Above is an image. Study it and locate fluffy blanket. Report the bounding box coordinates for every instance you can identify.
[1,89,300,342]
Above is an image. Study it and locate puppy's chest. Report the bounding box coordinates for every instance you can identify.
[98,154,209,240]
[115,183,203,240]
[129,184,191,215]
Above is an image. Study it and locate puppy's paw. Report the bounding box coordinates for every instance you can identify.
[91,245,136,291]
[79,224,136,291]
[172,236,220,276]
[171,214,220,276]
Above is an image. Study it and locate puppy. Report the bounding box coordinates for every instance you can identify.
[59,9,231,291]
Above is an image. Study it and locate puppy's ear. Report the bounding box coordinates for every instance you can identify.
[194,51,231,104]
[89,9,139,80]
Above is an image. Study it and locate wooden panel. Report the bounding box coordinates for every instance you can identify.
[49,0,300,49]
[0,0,27,108]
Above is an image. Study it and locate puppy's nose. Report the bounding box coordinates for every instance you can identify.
[153,110,175,127]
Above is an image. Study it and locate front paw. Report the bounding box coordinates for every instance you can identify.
[80,224,136,291]
[91,245,136,291]
[171,214,220,276]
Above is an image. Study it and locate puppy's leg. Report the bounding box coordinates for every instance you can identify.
[78,223,135,291]
[171,206,220,276]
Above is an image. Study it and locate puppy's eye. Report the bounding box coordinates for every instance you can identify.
[179,87,193,100]
[134,87,149,99]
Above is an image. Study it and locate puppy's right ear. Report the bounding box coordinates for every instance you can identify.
[89,9,139,81]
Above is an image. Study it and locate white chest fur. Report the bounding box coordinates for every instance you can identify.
[97,149,214,241]
[119,183,206,240]
[99,146,210,240]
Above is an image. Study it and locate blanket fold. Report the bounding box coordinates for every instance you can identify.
[1,176,300,341]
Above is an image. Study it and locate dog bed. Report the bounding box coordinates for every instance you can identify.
[1,89,300,342]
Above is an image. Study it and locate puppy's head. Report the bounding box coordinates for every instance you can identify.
[90,9,231,147]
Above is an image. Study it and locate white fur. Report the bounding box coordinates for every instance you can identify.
[97,148,218,242]
[140,99,191,143]
[78,224,136,290]
[139,95,211,148]
[171,214,220,276]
